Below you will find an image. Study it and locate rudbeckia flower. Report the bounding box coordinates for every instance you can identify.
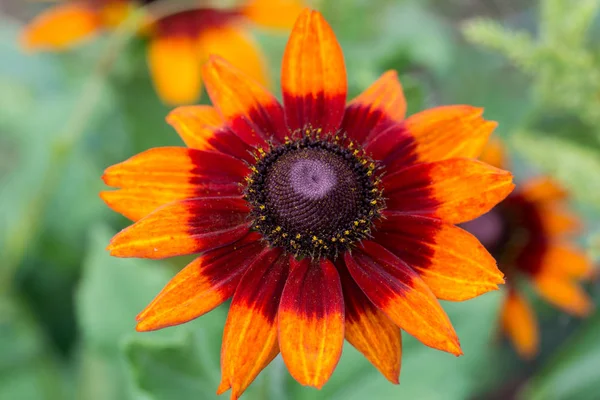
[461,140,594,359]
[101,9,514,398]
[21,0,303,105]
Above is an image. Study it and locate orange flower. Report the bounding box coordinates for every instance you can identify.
[101,9,514,398]
[461,139,594,359]
[21,0,304,105]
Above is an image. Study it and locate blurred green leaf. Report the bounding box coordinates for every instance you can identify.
[75,224,178,400]
[510,131,600,211]
[521,312,600,400]
[0,295,67,400]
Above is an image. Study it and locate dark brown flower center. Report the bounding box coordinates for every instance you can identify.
[245,136,384,259]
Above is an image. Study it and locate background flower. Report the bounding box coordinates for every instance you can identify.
[462,140,593,359]
[20,0,304,104]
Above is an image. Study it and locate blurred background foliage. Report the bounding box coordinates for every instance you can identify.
[1,0,599,399]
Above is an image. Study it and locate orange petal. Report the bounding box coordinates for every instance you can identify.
[101,147,248,221]
[98,1,135,28]
[198,24,269,90]
[540,244,593,279]
[338,262,401,384]
[369,105,497,171]
[342,70,407,143]
[107,197,251,259]
[501,290,539,359]
[203,56,288,145]
[478,137,507,169]
[538,205,581,236]
[281,9,347,135]
[533,272,594,316]
[21,3,101,51]
[520,177,568,203]
[148,35,202,105]
[136,234,265,331]
[376,214,504,301]
[344,241,462,355]
[166,106,254,162]
[384,158,514,224]
[279,258,344,388]
[218,249,288,399]
[242,0,305,30]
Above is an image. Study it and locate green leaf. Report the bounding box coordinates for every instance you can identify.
[75,224,182,400]
[0,295,67,400]
[520,313,600,400]
[510,131,600,212]
[125,332,220,400]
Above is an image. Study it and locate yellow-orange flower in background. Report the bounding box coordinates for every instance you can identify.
[461,140,594,359]
[21,0,304,105]
[101,9,515,398]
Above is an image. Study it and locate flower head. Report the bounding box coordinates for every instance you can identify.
[461,139,593,359]
[21,0,303,104]
[102,9,514,398]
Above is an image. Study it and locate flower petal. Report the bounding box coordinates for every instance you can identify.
[203,55,288,146]
[338,262,401,384]
[148,35,202,105]
[281,9,347,135]
[218,248,288,399]
[101,147,248,221]
[501,290,538,359]
[533,272,593,316]
[136,234,264,331]
[478,137,507,169]
[367,105,497,171]
[375,214,504,301]
[21,3,101,51]
[540,244,593,279]
[279,258,344,388]
[383,158,514,224]
[538,205,581,236]
[344,241,461,355]
[107,197,251,259]
[341,70,406,143]
[198,24,269,89]
[166,106,254,162]
[520,177,568,203]
[242,0,305,30]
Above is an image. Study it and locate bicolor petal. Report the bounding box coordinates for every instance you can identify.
[136,234,265,331]
[501,290,538,359]
[21,3,101,51]
[107,197,251,259]
[279,258,344,388]
[369,105,497,171]
[203,56,288,146]
[375,213,504,301]
[101,147,248,221]
[148,35,202,105]
[218,249,288,399]
[344,241,462,355]
[339,262,401,384]
[281,9,347,135]
[167,106,254,162]
[383,158,514,224]
[342,70,406,143]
